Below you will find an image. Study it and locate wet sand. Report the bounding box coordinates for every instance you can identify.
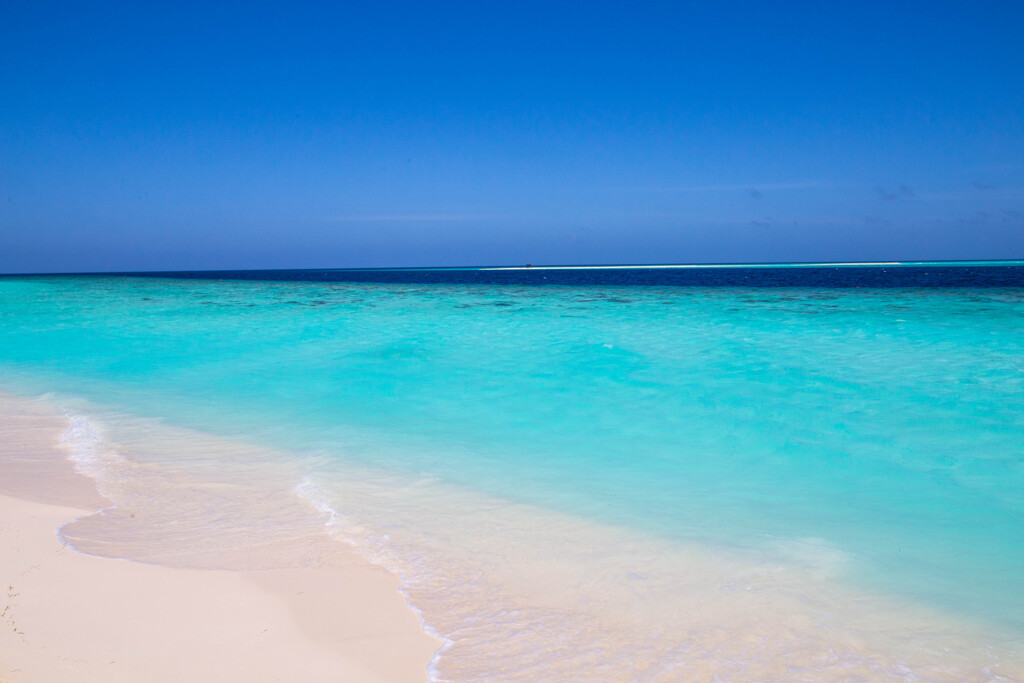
[0,394,439,683]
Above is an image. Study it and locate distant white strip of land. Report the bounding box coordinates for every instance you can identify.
[482,262,903,270]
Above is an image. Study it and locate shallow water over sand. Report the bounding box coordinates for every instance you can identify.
[30,400,1024,681]
[1,275,1023,679]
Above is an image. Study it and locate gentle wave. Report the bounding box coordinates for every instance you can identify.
[293,474,454,682]
[17,398,1024,680]
[290,464,1022,682]
[60,410,123,495]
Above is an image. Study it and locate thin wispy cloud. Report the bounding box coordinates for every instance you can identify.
[959,211,992,225]
[618,180,827,194]
[876,185,915,201]
[972,162,1024,173]
[327,213,497,223]
[913,186,1023,201]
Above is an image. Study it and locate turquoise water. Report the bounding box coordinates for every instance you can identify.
[1,275,1023,677]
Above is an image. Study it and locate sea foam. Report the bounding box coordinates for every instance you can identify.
[60,410,124,497]
[294,473,455,682]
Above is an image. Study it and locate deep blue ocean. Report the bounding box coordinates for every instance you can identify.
[112,259,1024,287]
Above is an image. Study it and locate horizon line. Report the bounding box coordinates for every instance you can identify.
[2,258,1024,277]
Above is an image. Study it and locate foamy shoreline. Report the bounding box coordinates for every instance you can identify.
[0,393,439,683]
[2,390,1022,681]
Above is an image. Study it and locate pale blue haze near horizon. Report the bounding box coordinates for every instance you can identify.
[2,1,1023,272]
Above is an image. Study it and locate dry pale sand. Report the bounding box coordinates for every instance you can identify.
[0,395,440,683]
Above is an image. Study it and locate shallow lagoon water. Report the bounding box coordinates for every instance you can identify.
[1,269,1022,679]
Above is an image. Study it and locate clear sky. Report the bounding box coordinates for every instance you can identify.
[2,1,1022,272]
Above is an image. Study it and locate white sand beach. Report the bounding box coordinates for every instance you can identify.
[0,395,439,683]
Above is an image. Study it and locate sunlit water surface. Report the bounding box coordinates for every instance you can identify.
[1,273,1022,680]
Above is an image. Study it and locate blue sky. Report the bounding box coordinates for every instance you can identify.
[2,1,1022,272]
